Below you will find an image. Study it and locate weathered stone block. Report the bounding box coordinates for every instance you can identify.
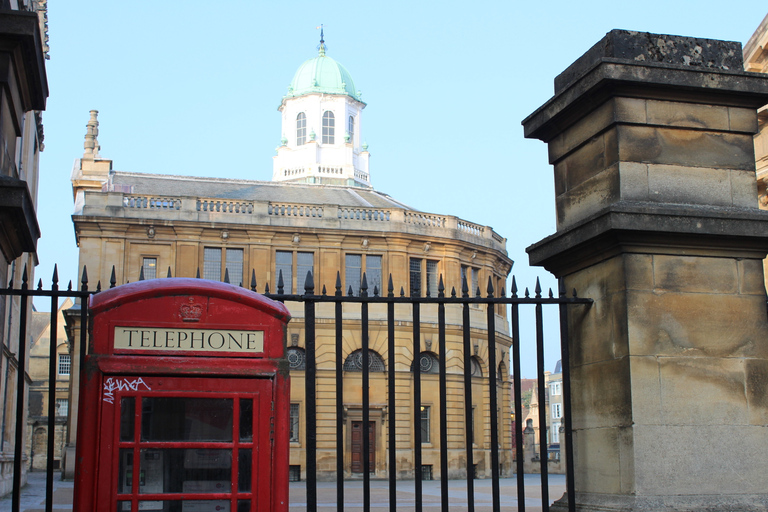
[617,162,650,202]
[646,99,729,130]
[618,125,756,170]
[556,165,620,228]
[738,258,768,295]
[652,254,738,294]
[632,424,768,495]
[730,169,760,208]
[658,356,748,425]
[746,358,768,425]
[572,426,633,494]
[627,291,768,358]
[571,357,632,430]
[728,106,759,133]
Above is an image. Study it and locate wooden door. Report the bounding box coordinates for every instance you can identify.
[350,421,375,473]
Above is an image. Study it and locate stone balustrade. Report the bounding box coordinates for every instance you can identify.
[84,191,507,251]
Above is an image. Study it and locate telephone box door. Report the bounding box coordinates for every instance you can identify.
[98,375,274,512]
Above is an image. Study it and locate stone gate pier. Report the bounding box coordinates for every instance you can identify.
[524,31,768,511]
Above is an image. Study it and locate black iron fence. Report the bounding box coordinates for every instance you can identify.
[4,265,590,512]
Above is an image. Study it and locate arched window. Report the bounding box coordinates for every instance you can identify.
[296,113,307,146]
[343,349,385,372]
[287,347,306,370]
[348,115,354,142]
[497,361,507,381]
[410,352,439,374]
[322,111,335,144]
[470,356,483,377]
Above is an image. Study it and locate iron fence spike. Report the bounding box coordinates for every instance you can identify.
[139,266,145,281]
[81,266,88,285]
[462,274,469,297]
[558,278,566,298]
[511,276,518,297]
[224,268,231,284]
[525,287,530,298]
[52,265,58,285]
[487,276,494,297]
[67,281,73,292]
[388,274,394,297]
[167,267,172,278]
[400,286,405,297]
[265,282,270,294]
[348,285,354,296]
[96,281,102,292]
[196,268,201,279]
[305,271,315,295]
[573,288,578,298]
[251,270,257,292]
[110,266,117,288]
[322,284,327,296]
[451,286,456,298]
[535,277,542,297]
[37,278,43,291]
[277,269,284,294]
[361,272,368,297]
[373,285,379,297]
[22,263,27,285]
[549,288,554,298]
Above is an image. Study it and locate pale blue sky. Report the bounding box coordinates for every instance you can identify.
[34,1,767,375]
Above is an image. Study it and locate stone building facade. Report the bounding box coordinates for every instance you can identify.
[25,299,72,472]
[744,12,768,292]
[67,40,514,480]
[0,1,48,496]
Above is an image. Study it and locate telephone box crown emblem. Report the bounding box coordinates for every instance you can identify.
[180,298,204,322]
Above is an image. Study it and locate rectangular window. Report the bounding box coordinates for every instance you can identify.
[420,406,430,444]
[345,254,362,295]
[142,257,157,280]
[426,260,438,297]
[297,252,313,293]
[411,259,438,297]
[275,251,314,294]
[56,398,69,417]
[367,255,382,295]
[289,404,300,442]
[410,258,422,296]
[344,254,382,296]
[275,251,293,293]
[461,265,481,296]
[550,382,561,396]
[551,422,561,443]
[203,247,222,281]
[203,248,244,284]
[58,354,71,376]
[226,249,244,286]
[552,403,562,420]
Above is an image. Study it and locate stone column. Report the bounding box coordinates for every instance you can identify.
[523,31,768,511]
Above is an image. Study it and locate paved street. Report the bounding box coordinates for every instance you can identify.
[2,472,565,512]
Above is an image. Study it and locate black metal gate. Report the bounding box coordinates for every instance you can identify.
[4,265,590,512]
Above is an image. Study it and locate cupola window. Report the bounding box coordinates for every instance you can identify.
[348,116,354,143]
[322,111,335,144]
[296,113,307,146]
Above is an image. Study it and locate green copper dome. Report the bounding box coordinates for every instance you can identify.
[284,44,363,103]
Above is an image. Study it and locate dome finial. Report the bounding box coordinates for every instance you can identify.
[317,24,326,56]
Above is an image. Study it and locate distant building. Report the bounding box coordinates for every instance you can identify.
[520,361,563,473]
[0,1,49,495]
[66,36,514,480]
[25,299,73,471]
[744,12,768,290]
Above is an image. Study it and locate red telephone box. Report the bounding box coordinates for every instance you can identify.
[73,279,291,512]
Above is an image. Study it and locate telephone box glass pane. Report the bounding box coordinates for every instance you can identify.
[237,500,250,512]
[141,398,233,442]
[118,448,133,494]
[139,449,232,494]
[238,449,251,492]
[137,501,231,512]
[120,397,135,442]
[117,500,131,512]
[239,399,252,442]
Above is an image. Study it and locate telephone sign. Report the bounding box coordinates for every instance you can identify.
[73,279,291,512]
